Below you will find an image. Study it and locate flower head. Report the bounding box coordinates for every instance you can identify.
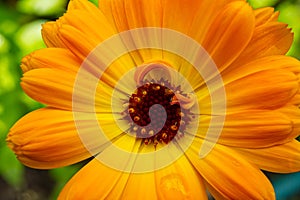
[7,0,300,199]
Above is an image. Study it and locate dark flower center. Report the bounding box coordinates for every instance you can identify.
[122,80,193,148]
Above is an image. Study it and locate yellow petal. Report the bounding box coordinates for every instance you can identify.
[21,48,80,73]
[186,141,275,199]
[202,1,255,70]
[236,140,300,173]
[6,108,91,169]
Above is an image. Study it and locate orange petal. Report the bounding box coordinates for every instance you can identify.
[58,25,96,61]
[236,140,300,173]
[59,134,140,199]
[21,48,80,73]
[225,69,298,110]
[120,172,158,200]
[276,105,300,139]
[126,0,165,62]
[6,108,92,169]
[58,21,135,82]
[42,0,111,49]
[186,141,275,199]
[231,22,293,67]
[202,1,255,70]
[58,158,130,199]
[67,0,100,16]
[188,0,245,44]
[222,55,300,84]
[201,109,296,148]
[61,11,115,44]
[254,7,279,27]
[21,68,103,111]
[21,68,76,110]
[100,0,164,64]
[41,21,66,48]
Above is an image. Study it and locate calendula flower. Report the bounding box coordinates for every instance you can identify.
[7,0,300,199]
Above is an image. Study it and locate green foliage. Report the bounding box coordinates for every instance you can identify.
[0,145,24,188]
[0,0,66,195]
[17,0,68,17]
[277,1,300,59]
[247,0,279,8]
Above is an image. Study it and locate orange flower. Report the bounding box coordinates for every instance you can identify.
[7,0,300,199]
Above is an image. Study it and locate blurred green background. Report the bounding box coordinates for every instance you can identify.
[0,0,300,199]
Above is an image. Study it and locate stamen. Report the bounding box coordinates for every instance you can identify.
[172,93,196,110]
[120,64,196,148]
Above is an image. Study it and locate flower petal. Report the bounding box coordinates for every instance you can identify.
[202,1,255,70]
[198,110,295,148]
[21,68,77,110]
[21,48,80,73]
[188,0,245,44]
[21,68,115,112]
[231,22,293,67]
[236,140,300,173]
[222,55,300,84]
[59,9,116,48]
[225,69,298,110]
[41,21,66,48]
[68,0,100,15]
[58,158,130,199]
[6,108,91,169]
[154,155,207,200]
[277,105,300,139]
[42,0,110,49]
[58,21,135,86]
[186,141,275,199]
[254,7,279,27]
[59,133,141,199]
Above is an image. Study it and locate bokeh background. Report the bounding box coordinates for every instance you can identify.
[0,0,300,199]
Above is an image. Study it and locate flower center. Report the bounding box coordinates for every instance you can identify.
[128,81,181,144]
[121,63,196,148]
